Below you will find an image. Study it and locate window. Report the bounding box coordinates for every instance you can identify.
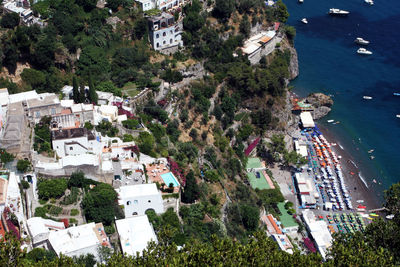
[69,147,73,151]
[170,39,173,44]
[157,43,160,48]
[35,111,40,118]
[163,40,166,44]
[163,32,166,37]
[148,200,151,203]
[134,200,138,204]
[156,33,159,38]
[51,108,56,115]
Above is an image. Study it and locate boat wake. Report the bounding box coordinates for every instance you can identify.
[339,143,344,150]
[358,173,369,188]
[349,159,358,168]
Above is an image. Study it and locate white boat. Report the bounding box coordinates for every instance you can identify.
[299,0,304,3]
[368,149,374,153]
[327,119,334,123]
[301,18,308,24]
[363,96,373,100]
[354,37,370,45]
[365,0,374,5]
[356,200,364,203]
[357,48,372,55]
[397,115,400,118]
[329,8,350,16]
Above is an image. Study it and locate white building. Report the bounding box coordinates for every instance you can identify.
[136,0,185,12]
[98,105,118,122]
[48,222,111,261]
[27,217,65,248]
[116,215,158,257]
[295,172,318,208]
[294,140,308,158]
[302,209,333,260]
[148,13,183,52]
[116,183,164,217]
[272,234,294,254]
[26,93,62,123]
[300,112,315,128]
[3,1,34,25]
[51,128,101,158]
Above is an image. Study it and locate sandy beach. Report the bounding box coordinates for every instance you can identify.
[317,124,381,211]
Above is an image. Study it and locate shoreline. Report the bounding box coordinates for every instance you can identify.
[316,123,382,210]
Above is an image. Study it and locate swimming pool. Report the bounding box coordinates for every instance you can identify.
[161,172,180,187]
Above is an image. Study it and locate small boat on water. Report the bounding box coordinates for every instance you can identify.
[368,149,374,153]
[357,48,373,55]
[327,119,334,123]
[365,0,374,5]
[301,18,308,24]
[370,155,375,160]
[354,37,370,45]
[363,96,373,100]
[298,0,304,3]
[397,115,400,118]
[356,200,364,203]
[394,93,400,96]
[329,8,350,16]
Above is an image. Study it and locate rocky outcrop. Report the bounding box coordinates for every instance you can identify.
[288,46,299,80]
[306,93,334,120]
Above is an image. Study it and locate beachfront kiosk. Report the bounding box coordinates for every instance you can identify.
[300,112,315,128]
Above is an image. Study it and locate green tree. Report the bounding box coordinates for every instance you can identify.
[88,72,98,104]
[138,132,155,155]
[37,179,67,200]
[21,69,46,90]
[213,0,235,20]
[16,159,31,173]
[385,183,400,216]
[239,14,251,38]
[122,134,134,142]
[72,76,80,103]
[0,149,14,165]
[1,12,20,29]
[204,170,220,183]
[181,171,200,204]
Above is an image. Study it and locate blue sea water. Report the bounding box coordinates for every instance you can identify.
[284,0,400,201]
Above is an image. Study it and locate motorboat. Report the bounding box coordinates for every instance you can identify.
[301,18,308,24]
[394,93,400,96]
[299,0,304,3]
[327,119,334,123]
[365,0,374,5]
[329,8,350,16]
[363,96,373,100]
[357,48,372,55]
[354,37,370,45]
[396,115,400,118]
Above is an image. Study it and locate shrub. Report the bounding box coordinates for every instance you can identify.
[69,218,78,224]
[70,209,79,216]
[37,179,67,200]
[21,180,30,189]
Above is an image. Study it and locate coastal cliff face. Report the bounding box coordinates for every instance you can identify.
[306,93,334,119]
[288,45,299,80]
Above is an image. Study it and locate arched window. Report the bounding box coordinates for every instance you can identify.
[163,40,166,44]
[156,33,159,38]
[126,201,131,205]
[156,43,159,48]
[132,212,138,216]
[163,32,166,37]
[170,39,173,44]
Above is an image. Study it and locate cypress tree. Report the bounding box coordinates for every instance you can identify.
[79,84,86,103]
[72,76,79,103]
[88,72,98,105]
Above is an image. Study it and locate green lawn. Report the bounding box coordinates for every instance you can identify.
[247,171,270,190]
[277,202,298,228]
[246,158,263,169]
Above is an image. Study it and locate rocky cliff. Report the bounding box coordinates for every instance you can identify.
[306,93,334,120]
[287,45,299,80]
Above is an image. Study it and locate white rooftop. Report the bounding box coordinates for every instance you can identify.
[116,215,158,257]
[300,112,315,128]
[61,99,74,108]
[117,183,160,199]
[9,90,39,104]
[99,104,117,115]
[0,88,9,106]
[48,222,101,257]
[27,217,65,239]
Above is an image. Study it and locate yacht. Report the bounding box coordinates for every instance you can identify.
[354,37,370,45]
[393,93,400,96]
[363,96,373,100]
[301,18,308,24]
[299,0,304,3]
[396,115,400,118]
[329,8,350,16]
[327,119,334,123]
[357,48,372,55]
[365,0,374,5]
